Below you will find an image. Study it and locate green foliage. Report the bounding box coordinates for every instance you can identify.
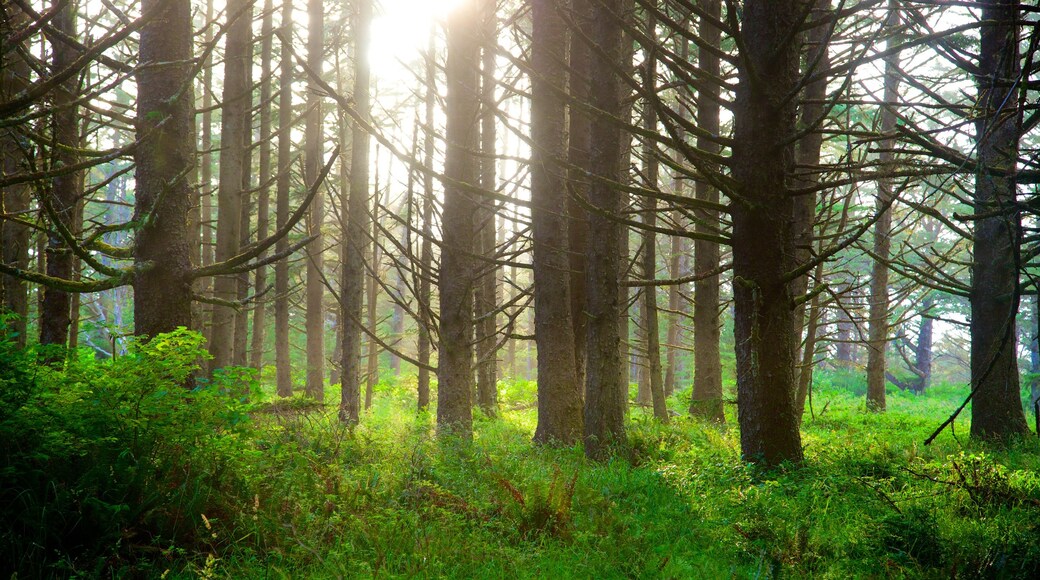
[4,330,1040,578]
[0,326,258,577]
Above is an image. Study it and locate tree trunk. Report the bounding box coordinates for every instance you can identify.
[364,174,380,410]
[250,0,275,372]
[40,0,81,351]
[792,0,830,421]
[969,0,1029,440]
[304,0,326,399]
[866,2,901,413]
[730,0,804,466]
[567,0,592,390]
[663,18,691,399]
[416,32,436,412]
[133,0,195,338]
[340,0,372,423]
[437,0,481,436]
[233,28,255,369]
[209,0,252,369]
[915,293,934,393]
[583,0,626,460]
[475,0,499,416]
[638,12,668,422]
[530,0,583,445]
[198,0,216,345]
[274,0,294,397]
[690,0,724,422]
[1,4,31,346]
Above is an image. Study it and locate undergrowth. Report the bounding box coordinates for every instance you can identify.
[2,327,1039,578]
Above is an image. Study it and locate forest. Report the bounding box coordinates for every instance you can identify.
[2,0,1040,577]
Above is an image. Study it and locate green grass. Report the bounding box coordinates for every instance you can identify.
[3,331,1040,578]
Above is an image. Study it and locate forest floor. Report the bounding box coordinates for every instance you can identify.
[3,333,1040,578]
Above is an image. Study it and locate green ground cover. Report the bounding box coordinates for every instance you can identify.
[3,330,1040,578]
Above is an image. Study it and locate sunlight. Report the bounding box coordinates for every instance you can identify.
[369,0,461,78]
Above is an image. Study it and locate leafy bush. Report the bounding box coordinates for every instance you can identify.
[0,326,257,577]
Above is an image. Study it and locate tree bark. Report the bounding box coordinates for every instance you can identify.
[340,0,372,423]
[866,2,901,413]
[690,0,724,422]
[730,0,805,466]
[209,0,252,369]
[438,0,481,436]
[250,0,275,372]
[583,0,626,460]
[475,0,499,416]
[567,0,592,391]
[416,33,436,413]
[638,11,668,422]
[1,3,31,346]
[274,0,294,397]
[40,0,81,351]
[304,0,326,399]
[969,0,1029,440]
[133,0,195,338]
[530,0,583,445]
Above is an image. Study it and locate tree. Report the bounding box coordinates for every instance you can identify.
[438,0,481,436]
[690,0,724,422]
[636,9,667,422]
[969,0,1029,439]
[730,0,805,465]
[209,0,252,370]
[530,0,583,444]
[1,2,32,346]
[39,0,82,351]
[304,0,326,400]
[274,0,295,397]
[474,0,500,418]
[866,2,902,413]
[133,0,196,338]
[340,0,372,423]
[583,0,627,460]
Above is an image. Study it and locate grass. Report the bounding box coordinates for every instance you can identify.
[189,372,1040,579]
[3,331,1039,579]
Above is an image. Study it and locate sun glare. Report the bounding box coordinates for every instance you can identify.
[369,0,462,78]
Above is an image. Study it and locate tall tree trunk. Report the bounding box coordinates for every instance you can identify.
[250,0,275,372]
[583,0,626,460]
[638,12,667,422]
[1,3,31,346]
[530,0,583,444]
[198,0,216,343]
[304,0,326,399]
[364,169,381,410]
[474,0,499,417]
[133,0,195,338]
[233,26,255,369]
[437,0,481,436]
[731,0,804,466]
[416,33,436,412]
[866,2,901,413]
[210,0,252,369]
[690,0,723,422]
[663,18,691,399]
[969,0,1029,440]
[274,0,294,397]
[340,0,372,423]
[568,0,592,390]
[40,0,81,351]
[792,1,830,421]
